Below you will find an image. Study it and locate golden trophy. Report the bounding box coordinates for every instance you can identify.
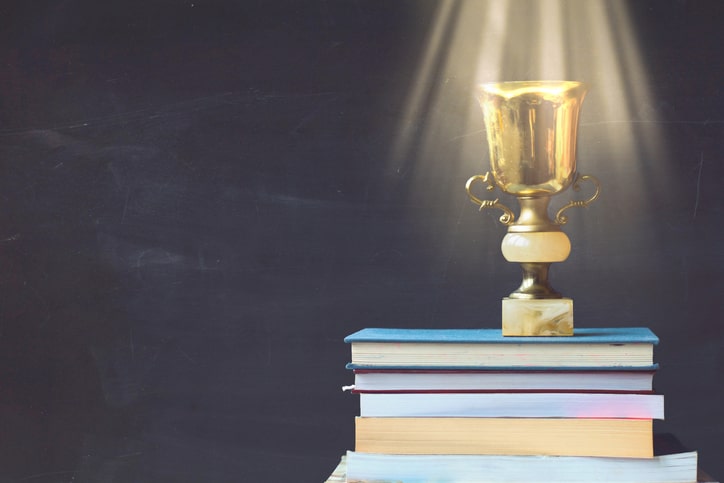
[467,81,600,336]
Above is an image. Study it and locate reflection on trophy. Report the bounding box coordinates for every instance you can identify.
[467,81,599,336]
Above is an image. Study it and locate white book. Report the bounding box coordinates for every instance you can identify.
[345,450,698,483]
[352,369,655,393]
[358,392,664,419]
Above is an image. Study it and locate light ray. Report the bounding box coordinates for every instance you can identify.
[383,0,669,270]
[537,0,568,80]
[388,0,459,178]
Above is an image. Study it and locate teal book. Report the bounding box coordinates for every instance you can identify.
[345,327,658,370]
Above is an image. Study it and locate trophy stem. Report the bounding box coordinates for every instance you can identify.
[510,262,562,299]
[510,197,559,233]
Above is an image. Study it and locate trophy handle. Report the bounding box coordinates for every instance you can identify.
[466,173,515,225]
[555,174,601,225]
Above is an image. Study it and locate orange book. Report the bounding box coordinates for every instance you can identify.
[355,417,653,458]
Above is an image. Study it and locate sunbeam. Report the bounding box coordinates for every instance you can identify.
[385,0,669,272]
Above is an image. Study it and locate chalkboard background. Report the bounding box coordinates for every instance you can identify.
[0,1,721,481]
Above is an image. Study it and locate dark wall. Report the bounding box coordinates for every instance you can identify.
[0,1,721,481]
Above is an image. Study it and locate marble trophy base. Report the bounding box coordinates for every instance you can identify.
[502,298,574,336]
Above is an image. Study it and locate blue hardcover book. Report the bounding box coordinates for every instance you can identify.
[345,327,658,370]
[345,327,659,344]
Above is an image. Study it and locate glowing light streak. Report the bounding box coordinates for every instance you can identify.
[384,0,668,267]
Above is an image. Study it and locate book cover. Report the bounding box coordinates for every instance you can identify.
[355,417,653,458]
[346,327,658,369]
[345,327,659,344]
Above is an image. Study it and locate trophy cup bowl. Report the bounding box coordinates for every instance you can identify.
[466,81,600,336]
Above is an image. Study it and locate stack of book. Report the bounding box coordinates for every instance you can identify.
[326,327,707,483]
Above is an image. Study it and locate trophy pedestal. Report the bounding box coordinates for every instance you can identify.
[502,298,574,336]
